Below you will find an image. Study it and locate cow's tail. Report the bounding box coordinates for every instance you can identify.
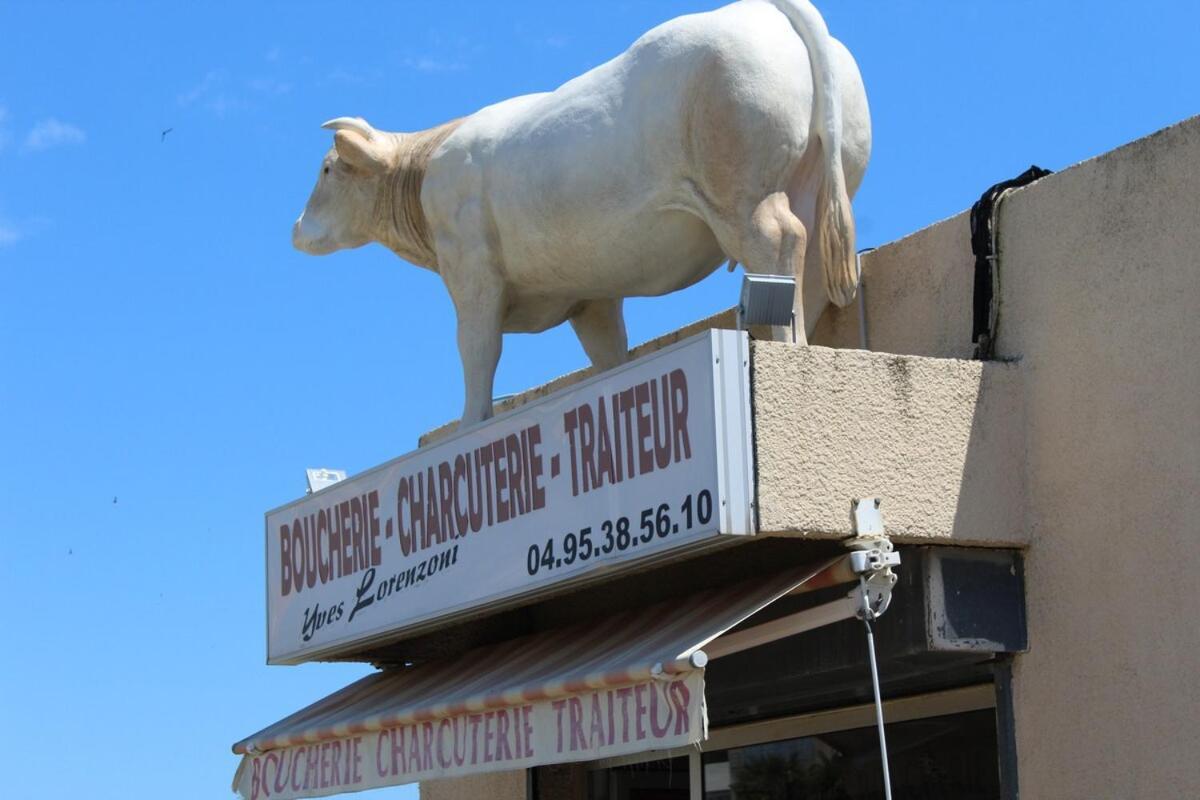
[765,0,858,307]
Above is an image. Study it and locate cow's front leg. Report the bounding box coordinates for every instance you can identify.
[453,279,505,426]
[440,240,507,426]
[570,298,629,372]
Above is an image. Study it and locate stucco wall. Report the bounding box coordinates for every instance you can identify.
[818,116,1200,798]
[752,343,1026,545]
[813,210,976,360]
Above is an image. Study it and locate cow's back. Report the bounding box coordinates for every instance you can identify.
[423,1,836,297]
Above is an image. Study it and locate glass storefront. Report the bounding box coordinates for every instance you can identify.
[703,709,998,800]
[590,756,691,800]
[588,707,999,800]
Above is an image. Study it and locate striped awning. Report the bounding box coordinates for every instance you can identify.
[232,554,867,800]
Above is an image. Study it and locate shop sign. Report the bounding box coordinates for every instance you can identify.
[265,330,754,663]
[233,671,705,799]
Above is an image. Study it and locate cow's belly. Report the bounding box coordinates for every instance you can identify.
[500,214,724,333]
[502,206,725,300]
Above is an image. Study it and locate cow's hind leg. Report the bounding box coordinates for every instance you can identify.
[570,298,629,371]
[719,192,811,344]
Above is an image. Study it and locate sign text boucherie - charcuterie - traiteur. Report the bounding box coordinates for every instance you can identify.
[265,331,753,663]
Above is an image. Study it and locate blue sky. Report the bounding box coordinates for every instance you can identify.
[0,2,1195,798]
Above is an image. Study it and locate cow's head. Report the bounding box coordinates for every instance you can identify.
[293,117,395,255]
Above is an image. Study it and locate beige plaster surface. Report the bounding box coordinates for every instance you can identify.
[752,343,1025,544]
[994,118,1200,799]
[813,211,976,359]
[420,769,525,800]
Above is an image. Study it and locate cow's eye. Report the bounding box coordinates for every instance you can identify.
[323,166,330,175]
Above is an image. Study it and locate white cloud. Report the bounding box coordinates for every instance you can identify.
[512,24,569,51]
[321,67,373,86]
[178,70,225,108]
[402,56,466,74]
[0,214,49,247]
[180,69,289,116]
[178,70,241,117]
[0,219,20,247]
[209,93,245,117]
[24,118,86,151]
[248,77,292,96]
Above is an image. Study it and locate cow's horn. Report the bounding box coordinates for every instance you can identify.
[321,117,375,140]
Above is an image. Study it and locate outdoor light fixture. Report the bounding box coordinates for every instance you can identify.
[305,468,347,494]
[737,272,797,341]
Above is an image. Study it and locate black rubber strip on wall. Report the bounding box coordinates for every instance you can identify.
[970,165,1052,359]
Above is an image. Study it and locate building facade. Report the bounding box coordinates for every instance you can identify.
[423,116,1200,799]
[234,116,1200,800]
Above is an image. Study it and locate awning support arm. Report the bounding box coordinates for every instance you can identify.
[703,594,864,660]
[701,505,899,796]
[850,498,897,800]
[705,501,900,663]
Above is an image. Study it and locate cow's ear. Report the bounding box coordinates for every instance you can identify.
[334,130,389,174]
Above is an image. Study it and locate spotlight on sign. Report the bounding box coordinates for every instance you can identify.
[305,468,347,494]
[737,273,797,340]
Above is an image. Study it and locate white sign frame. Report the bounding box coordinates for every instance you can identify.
[264,330,754,664]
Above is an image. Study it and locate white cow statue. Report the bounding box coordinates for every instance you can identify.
[293,0,870,424]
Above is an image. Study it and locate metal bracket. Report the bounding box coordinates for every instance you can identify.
[847,543,901,576]
[844,498,900,620]
[850,496,885,535]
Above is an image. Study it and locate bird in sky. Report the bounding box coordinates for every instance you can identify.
[161,127,173,142]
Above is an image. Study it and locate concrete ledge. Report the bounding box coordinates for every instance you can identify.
[752,343,1027,546]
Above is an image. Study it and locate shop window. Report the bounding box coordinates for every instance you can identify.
[587,687,1001,800]
[590,756,691,800]
[703,709,998,800]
